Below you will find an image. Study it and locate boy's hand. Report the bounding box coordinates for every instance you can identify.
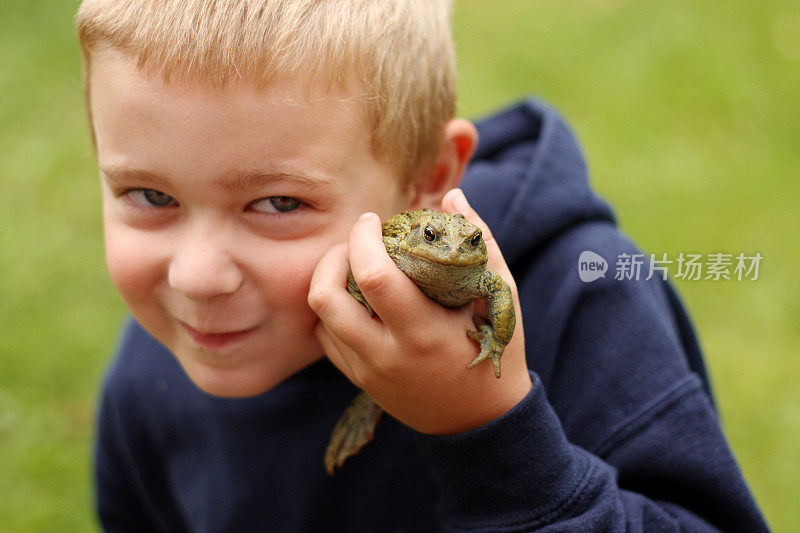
[308,189,532,435]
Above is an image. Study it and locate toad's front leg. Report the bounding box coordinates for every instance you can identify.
[466,269,516,378]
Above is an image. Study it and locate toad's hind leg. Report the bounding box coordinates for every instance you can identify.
[324,391,383,475]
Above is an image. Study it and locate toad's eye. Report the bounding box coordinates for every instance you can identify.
[470,230,482,247]
[250,196,302,214]
[127,188,178,208]
[423,225,436,242]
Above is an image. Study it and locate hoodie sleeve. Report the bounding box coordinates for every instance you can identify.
[416,251,768,532]
[419,373,765,532]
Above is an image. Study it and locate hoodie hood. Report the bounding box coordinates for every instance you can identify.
[462,98,616,267]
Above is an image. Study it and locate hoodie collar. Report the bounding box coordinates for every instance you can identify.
[463,98,616,267]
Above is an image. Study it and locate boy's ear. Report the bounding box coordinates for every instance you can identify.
[407,119,478,210]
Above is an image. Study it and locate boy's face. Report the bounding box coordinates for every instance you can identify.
[90,46,413,397]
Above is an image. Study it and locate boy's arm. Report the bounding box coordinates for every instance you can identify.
[419,371,764,531]
[309,191,767,532]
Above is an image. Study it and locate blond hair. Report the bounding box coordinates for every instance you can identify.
[75,0,456,185]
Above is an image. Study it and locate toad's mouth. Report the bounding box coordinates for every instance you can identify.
[403,248,487,268]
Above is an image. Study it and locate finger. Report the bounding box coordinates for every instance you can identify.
[347,212,441,331]
[314,322,363,386]
[441,188,514,283]
[308,241,383,354]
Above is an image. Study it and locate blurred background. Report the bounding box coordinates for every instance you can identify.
[1,0,798,530]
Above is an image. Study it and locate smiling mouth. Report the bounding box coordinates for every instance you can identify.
[180,321,257,350]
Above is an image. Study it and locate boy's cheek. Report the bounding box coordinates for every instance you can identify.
[104,225,166,303]
[105,240,175,352]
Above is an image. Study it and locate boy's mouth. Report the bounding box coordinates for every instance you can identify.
[180,321,258,350]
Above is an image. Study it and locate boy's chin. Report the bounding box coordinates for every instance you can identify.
[177,357,286,399]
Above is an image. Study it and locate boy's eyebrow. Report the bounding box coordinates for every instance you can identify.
[100,167,334,190]
[225,170,334,192]
[100,167,163,186]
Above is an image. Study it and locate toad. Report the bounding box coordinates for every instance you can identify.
[324,209,516,474]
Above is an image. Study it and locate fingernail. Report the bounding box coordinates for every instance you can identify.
[358,212,381,235]
[451,188,469,212]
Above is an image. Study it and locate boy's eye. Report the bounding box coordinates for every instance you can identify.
[127,188,178,207]
[250,196,302,214]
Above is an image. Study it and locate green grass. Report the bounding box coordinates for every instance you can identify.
[1,0,798,530]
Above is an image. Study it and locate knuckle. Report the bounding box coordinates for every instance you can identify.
[412,335,435,354]
[307,287,335,315]
[403,334,438,357]
[372,354,400,377]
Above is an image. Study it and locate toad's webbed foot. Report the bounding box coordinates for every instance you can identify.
[466,315,504,378]
[324,391,383,475]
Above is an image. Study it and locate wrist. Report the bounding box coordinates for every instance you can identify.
[414,367,533,436]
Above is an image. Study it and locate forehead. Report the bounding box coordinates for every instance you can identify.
[88,46,378,184]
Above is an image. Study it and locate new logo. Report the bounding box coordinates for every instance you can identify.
[578,251,608,283]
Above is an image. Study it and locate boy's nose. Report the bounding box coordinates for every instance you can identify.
[168,236,243,301]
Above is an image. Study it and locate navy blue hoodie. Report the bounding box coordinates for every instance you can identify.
[95,99,768,532]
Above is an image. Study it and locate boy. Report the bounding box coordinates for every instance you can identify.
[77,0,768,531]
